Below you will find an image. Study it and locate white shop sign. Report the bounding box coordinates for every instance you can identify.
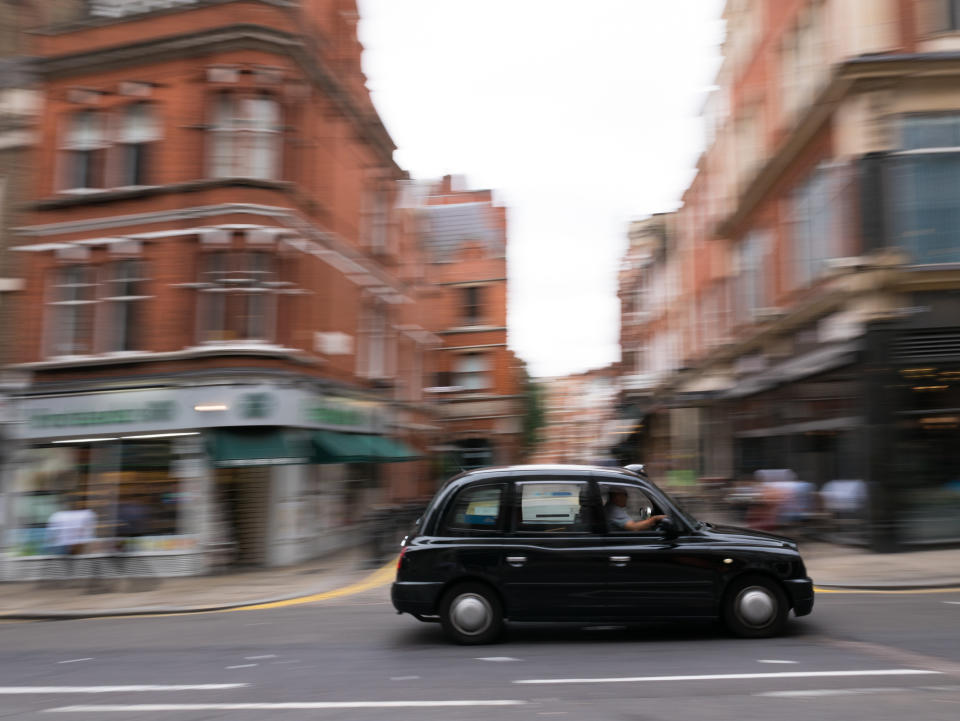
[13,385,385,440]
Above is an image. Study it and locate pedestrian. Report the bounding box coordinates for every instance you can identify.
[43,497,96,586]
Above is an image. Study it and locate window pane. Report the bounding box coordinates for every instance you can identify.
[443,484,503,533]
[891,153,960,263]
[517,482,590,532]
[902,114,960,150]
[599,483,659,532]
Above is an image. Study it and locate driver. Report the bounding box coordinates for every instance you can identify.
[605,488,665,531]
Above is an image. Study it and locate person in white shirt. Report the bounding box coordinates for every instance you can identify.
[604,488,665,532]
[45,502,96,554]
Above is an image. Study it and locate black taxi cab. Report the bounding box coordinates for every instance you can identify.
[392,464,814,644]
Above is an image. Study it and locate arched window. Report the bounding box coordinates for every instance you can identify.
[210,93,281,180]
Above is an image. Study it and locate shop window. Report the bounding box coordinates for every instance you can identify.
[199,250,277,342]
[62,110,108,190]
[49,265,97,356]
[209,92,281,180]
[454,352,490,390]
[104,259,149,352]
[461,285,483,325]
[118,103,160,186]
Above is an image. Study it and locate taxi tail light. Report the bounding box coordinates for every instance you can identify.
[397,546,408,571]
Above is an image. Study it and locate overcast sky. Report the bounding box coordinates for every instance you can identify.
[357,0,725,378]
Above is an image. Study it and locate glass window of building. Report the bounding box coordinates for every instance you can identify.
[62,111,108,190]
[50,265,97,356]
[210,92,281,180]
[118,103,160,187]
[104,259,149,352]
[454,352,490,390]
[891,114,960,264]
[461,285,483,325]
[199,250,277,342]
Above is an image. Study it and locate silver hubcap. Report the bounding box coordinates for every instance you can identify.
[450,593,492,636]
[736,587,776,627]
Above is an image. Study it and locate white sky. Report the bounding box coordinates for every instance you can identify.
[357,0,725,378]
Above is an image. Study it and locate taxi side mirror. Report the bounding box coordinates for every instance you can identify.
[659,516,679,539]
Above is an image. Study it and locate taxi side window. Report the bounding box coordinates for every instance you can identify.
[599,483,660,532]
[515,481,593,533]
[442,484,505,535]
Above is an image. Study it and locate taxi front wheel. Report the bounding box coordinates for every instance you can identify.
[440,582,503,645]
[723,575,789,638]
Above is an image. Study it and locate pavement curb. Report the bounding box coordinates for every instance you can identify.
[814,580,960,591]
[0,558,397,621]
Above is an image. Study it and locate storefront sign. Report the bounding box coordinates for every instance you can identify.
[13,386,384,440]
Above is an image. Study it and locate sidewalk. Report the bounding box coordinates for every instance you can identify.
[0,545,388,620]
[1,542,958,621]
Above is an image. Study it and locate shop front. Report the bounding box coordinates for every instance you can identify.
[1,384,419,580]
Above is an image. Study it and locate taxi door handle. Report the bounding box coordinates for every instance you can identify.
[609,555,631,566]
[506,556,527,566]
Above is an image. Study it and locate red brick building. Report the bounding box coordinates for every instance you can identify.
[400,175,524,472]
[2,0,442,578]
[619,0,960,549]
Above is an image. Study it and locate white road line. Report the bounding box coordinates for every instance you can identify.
[244,655,277,660]
[475,657,520,662]
[390,676,421,681]
[56,658,93,664]
[514,669,943,685]
[0,685,247,694]
[44,700,527,712]
[757,660,797,664]
[944,601,960,605]
[757,687,904,698]
[225,664,258,669]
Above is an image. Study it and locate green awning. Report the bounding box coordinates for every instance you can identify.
[209,428,312,468]
[367,436,421,462]
[312,430,370,463]
[311,431,421,463]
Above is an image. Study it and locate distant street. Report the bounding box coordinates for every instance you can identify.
[1,583,959,720]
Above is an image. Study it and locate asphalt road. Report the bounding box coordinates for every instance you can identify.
[1,583,959,720]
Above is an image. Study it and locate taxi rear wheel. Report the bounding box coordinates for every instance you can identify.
[439,582,503,645]
[723,575,788,638]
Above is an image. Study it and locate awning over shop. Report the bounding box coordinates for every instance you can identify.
[208,428,312,468]
[367,435,421,462]
[312,430,370,463]
[311,432,421,463]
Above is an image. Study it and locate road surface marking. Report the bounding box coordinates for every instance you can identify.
[57,658,93,664]
[44,700,527,712]
[244,655,277,660]
[225,664,257,669]
[476,657,520,662]
[757,687,904,698]
[391,676,421,681]
[757,660,798,664]
[272,660,300,665]
[815,586,960,595]
[944,601,960,605]
[514,669,942,685]
[0,685,247,694]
